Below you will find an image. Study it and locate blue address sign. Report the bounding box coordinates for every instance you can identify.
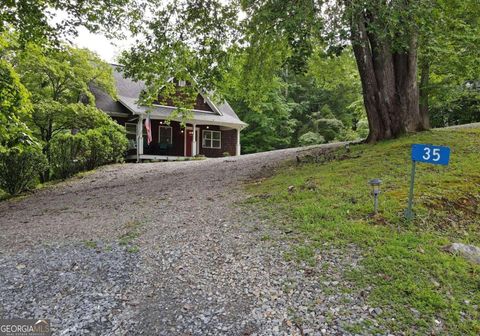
[411,144,450,166]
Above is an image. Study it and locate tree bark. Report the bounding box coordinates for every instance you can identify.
[350,8,429,142]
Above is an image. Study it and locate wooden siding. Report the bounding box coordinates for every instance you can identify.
[198,125,237,157]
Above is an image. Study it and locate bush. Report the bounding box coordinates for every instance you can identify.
[298,132,326,146]
[0,145,47,195]
[315,118,344,142]
[49,123,127,179]
[83,124,127,170]
[98,124,128,163]
[83,128,112,170]
[50,133,88,179]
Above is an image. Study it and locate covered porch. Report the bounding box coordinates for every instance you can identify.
[125,116,242,162]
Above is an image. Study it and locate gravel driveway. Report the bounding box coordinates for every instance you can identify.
[0,143,383,335]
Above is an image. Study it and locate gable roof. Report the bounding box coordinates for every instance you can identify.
[93,65,246,128]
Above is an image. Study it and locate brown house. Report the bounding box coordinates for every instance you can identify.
[92,65,246,161]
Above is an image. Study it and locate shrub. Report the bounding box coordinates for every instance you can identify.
[0,144,47,195]
[49,122,127,179]
[98,124,128,163]
[83,128,112,170]
[315,118,344,142]
[50,133,88,179]
[298,132,326,146]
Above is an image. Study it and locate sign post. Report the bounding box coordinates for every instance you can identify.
[405,144,451,220]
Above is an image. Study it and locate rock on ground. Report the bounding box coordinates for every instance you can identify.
[443,243,480,265]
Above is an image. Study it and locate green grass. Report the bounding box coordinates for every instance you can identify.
[83,240,98,249]
[118,220,143,251]
[247,128,480,335]
[0,189,11,201]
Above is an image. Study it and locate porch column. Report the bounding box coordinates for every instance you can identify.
[136,115,144,162]
[236,128,241,156]
[191,123,197,156]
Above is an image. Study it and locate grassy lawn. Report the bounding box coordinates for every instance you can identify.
[247,127,480,335]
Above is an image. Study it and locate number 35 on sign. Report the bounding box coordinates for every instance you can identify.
[405,144,451,219]
[411,144,450,165]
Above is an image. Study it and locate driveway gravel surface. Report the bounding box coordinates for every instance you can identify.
[0,144,385,335]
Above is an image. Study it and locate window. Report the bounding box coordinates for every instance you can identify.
[159,126,172,144]
[203,130,221,149]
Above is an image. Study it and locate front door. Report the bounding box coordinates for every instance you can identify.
[186,129,193,156]
[185,127,199,157]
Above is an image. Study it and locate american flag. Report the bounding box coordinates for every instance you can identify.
[144,113,152,145]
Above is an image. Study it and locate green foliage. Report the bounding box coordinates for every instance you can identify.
[50,133,87,179]
[83,128,111,170]
[315,118,344,142]
[233,97,294,154]
[306,46,364,127]
[120,0,479,145]
[298,132,325,146]
[0,144,47,195]
[17,43,116,104]
[418,0,480,127]
[103,124,128,164]
[430,90,480,127]
[283,48,364,147]
[50,122,126,179]
[11,41,119,181]
[219,52,294,153]
[0,59,32,147]
[0,4,136,193]
[83,125,127,170]
[0,0,145,44]
[248,127,480,334]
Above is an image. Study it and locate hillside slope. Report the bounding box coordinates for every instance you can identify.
[248,127,480,335]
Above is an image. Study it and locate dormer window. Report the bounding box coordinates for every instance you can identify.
[178,80,186,87]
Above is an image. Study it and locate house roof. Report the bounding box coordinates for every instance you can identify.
[92,65,246,128]
[89,85,130,117]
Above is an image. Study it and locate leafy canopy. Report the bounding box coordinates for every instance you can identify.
[0,58,32,148]
[0,0,148,44]
[17,43,116,103]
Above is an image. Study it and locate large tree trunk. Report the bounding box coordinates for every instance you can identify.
[350,9,429,143]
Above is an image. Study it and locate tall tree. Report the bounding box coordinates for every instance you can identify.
[340,1,428,141]
[14,43,116,179]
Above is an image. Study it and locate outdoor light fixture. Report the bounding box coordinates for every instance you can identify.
[369,178,382,214]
